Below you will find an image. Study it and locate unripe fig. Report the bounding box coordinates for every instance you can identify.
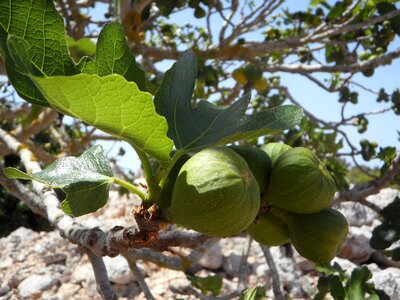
[273,207,348,263]
[156,153,191,210]
[247,210,290,246]
[232,68,248,85]
[253,77,269,92]
[244,64,263,82]
[229,145,272,192]
[171,146,260,237]
[260,142,291,166]
[265,147,336,214]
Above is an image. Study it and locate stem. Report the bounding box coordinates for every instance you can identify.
[134,147,160,201]
[113,177,147,201]
[159,150,185,188]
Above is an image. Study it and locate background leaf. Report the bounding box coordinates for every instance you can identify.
[186,274,223,296]
[0,0,76,106]
[239,286,268,300]
[154,50,304,152]
[4,145,114,217]
[77,22,147,91]
[345,266,372,299]
[32,73,173,164]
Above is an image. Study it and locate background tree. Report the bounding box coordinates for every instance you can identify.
[1,0,400,299]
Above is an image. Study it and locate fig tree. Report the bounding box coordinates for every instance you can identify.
[171,146,260,237]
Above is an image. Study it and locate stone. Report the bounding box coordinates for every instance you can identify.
[71,263,95,284]
[222,251,242,277]
[371,267,400,297]
[0,256,13,269]
[198,241,223,270]
[103,255,138,284]
[9,227,39,241]
[18,274,60,299]
[0,285,10,297]
[57,283,81,300]
[336,201,377,227]
[340,226,373,264]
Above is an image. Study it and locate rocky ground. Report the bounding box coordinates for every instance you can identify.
[1,189,400,299]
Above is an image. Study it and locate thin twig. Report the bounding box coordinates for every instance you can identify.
[85,248,117,300]
[237,235,252,292]
[124,254,156,300]
[260,244,285,300]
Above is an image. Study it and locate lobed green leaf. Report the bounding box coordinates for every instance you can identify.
[32,73,173,165]
[4,145,114,217]
[77,22,147,91]
[154,50,304,152]
[0,0,76,106]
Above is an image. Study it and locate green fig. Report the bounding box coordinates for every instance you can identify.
[274,207,348,263]
[247,210,290,246]
[260,142,292,166]
[156,153,191,210]
[265,147,336,214]
[229,145,272,192]
[171,146,260,237]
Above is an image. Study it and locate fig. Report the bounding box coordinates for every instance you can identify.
[274,207,348,263]
[229,145,272,192]
[156,153,191,210]
[171,146,260,237]
[232,68,248,85]
[265,147,336,214]
[244,64,263,82]
[247,210,290,246]
[253,77,269,92]
[260,142,291,166]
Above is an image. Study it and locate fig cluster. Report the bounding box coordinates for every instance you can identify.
[163,143,348,263]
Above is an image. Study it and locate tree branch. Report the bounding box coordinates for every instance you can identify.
[334,152,400,205]
[260,245,285,300]
[85,248,117,300]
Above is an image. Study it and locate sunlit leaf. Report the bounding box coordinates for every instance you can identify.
[77,22,147,91]
[154,50,304,152]
[0,0,76,106]
[4,145,114,216]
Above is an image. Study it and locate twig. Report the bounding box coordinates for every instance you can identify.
[334,152,400,205]
[260,244,286,300]
[124,254,156,300]
[237,235,252,291]
[85,248,117,300]
[128,246,201,274]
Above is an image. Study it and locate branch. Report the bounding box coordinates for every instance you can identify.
[124,254,156,300]
[127,247,200,273]
[85,248,117,300]
[334,152,400,205]
[260,245,285,300]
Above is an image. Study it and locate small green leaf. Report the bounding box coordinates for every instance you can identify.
[330,275,346,300]
[315,262,343,275]
[186,274,223,296]
[0,0,76,106]
[4,145,114,217]
[32,73,173,165]
[314,276,331,300]
[239,286,267,300]
[77,22,147,91]
[154,50,303,152]
[66,37,96,62]
[345,266,373,300]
